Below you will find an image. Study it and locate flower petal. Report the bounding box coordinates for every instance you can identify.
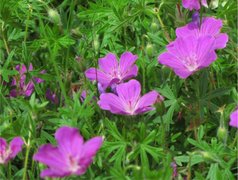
[119,52,138,77]
[214,33,229,49]
[98,93,126,114]
[33,144,68,170]
[9,137,24,158]
[40,168,70,178]
[135,90,158,114]
[99,53,118,74]
[116,80,141,106]
[230,109,238,128]
[55,126,84,157]
[80,136,103,168]
[0,138,7,152]
[196,36,217,67]
[200,18,223,36]
[85,68,112,87]
[182,0,200,10]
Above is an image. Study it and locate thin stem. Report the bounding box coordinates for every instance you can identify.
[24,4,32,43]
[49,45,69,105]
[156,5,171,43]
[22,135,31,180]
[7,162,11,179]
[2,30,10,55]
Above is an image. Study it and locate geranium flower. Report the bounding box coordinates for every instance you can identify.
[98,79,158,115]
[85,52,138,89]
[230,108,238,128]
[46,88,59,104]
[0,137,24,164]
[182,0,208,10]
[158,36,217,79]
[176,17,229,50]
[10,64,45,97]
[33,126,103,178]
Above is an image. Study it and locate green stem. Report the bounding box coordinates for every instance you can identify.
[49,45,69,105]
[156,5,171,43]
[230,131,238,148]
[7,162,11,179]
[24,5,32,43]
[22,137,31,180]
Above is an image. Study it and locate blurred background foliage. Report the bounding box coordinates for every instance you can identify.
[0,0,237,179]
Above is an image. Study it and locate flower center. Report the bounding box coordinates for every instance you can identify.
[0,149,10,164]
[183,54,198,72]
[68,155,80,173]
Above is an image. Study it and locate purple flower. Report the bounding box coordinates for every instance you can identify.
[10,64,45,97]
[176,17,229,50]
[46,88,59,104]
[171,162,178,178]
[230,108,238,128]
[98,79,158,115]
[85,52,138,89]
[158,36,217,79]
[33,126,103,178]
[182,0,208,10]
[0,137,24,164]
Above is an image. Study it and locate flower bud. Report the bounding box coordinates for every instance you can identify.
[201,151,213,161]
[145,43,153,57]
[150,22,158,32]
[155,93,165,116]
[48,8,61,25]
[217,126,227,143]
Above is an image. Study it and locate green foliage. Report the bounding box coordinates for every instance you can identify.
[0,0,237,179]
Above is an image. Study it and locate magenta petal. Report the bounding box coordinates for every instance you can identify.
[9,137,24,158]
[24,81,35,97]
[40,168,70,178]
[158,52,185,69]
[119,52,138,76]
[196,36,217,67]
[28,63,33,71]
[201,0,208,7]
[33,144,67,170]
[98,53,118,74]
[176,23,199,38]
[230,109,238,128]
[85,68,111,87]
[98,93,126,114]
[80,136,103,168]
[200,18,223,36]
[9,89,18,97]
[116,79,141,106]
[122,65,138,80]
[82,136,103,158]
[214,33,229,49]
[0,138,7,152]
[182,0,200,10]
[135,90,158,114]
[55,126,83,156]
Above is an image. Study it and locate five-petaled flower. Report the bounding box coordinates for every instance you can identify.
[230,108,238,128]
[158,36,217,79]
[85,52,138,90]
[0,137,24,164]
[33,126,103,178]
[176,17,228,50]
[182,0,208,10]
[10,64,45,97]
[98,79,159,115]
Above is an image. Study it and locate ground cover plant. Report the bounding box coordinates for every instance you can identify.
[0,0,237,179]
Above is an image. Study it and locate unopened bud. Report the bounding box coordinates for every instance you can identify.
[48,8,61,25]
[155,93,165,115]
[217,126,227,143]
[145,44,153,57]
[151,22,158,32]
